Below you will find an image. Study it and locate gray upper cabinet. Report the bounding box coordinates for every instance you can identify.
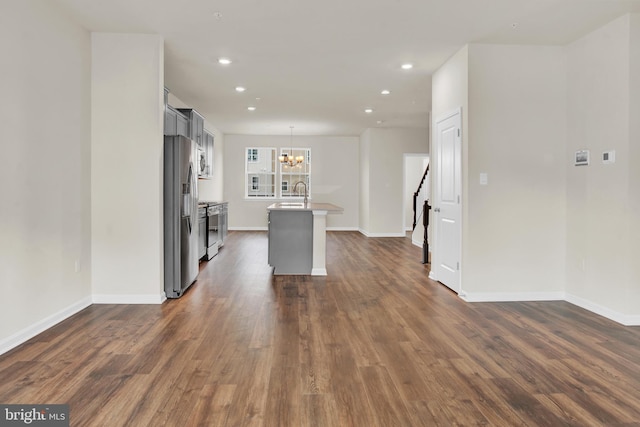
[176,112,189,137]
[164,106,189,137]
[203,130,214,178]
[164,106,177,135]
[178,108,205,146]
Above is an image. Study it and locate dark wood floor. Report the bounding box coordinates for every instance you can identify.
[1,231,640,426]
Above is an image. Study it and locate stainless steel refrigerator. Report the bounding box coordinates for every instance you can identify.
[164,135,199,298]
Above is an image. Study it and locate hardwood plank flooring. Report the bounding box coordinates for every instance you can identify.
[1,231,640,426]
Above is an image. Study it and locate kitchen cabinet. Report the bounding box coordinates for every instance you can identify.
[164,106,189,137]
[268,209,313,274]
[178,108,204,146]
[267,203,343,276]
[203,130,214,178]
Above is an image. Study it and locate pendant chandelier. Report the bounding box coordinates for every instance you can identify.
[279,126,304,167]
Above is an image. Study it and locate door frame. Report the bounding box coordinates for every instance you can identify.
[429,107,462,293]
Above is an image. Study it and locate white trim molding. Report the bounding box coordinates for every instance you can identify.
[454,289,640,326]
[460,291,565,303]
[358,229,406,238]
[0,296,93,356]
[565,293,640,326]
[326,227,359,231]
[229,226,268,231]
[92,293,166,305]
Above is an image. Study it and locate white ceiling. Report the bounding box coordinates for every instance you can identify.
[54,0,640,136]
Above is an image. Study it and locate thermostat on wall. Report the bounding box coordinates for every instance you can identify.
[602,150,616,164]
[575,150,589,166]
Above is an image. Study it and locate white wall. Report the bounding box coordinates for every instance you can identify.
[431,46,469,275]
[359,129,372,232]
[565,14,639,323]
[360,128,429,236]
[464,44,567,298]
[167,93,224,202]
[431,15,640,325]
[224,134,360,230]
[91,33,165,303]
[630,14,640,314]
[0,1,92,351]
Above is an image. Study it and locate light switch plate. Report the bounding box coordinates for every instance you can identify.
[480,173,488,185]
[603,150,616,164]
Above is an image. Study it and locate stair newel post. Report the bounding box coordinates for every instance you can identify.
[412,193,417,230]
[422,199,431,264]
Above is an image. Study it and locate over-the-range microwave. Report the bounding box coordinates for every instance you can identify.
[197,148,206,177]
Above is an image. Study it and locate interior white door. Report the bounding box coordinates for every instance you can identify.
[431,110,461,292]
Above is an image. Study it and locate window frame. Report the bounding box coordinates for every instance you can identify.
[245,147,276,198]
[244,146,311,199]
[279,147,311,200]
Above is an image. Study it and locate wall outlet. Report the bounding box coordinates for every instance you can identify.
[74,260,81,273]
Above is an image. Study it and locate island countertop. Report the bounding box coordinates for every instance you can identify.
[267,202,343,213]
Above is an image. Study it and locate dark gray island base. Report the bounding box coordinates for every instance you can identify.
[267,202,343,275]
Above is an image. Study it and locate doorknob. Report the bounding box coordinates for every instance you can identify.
[434,208,440,213]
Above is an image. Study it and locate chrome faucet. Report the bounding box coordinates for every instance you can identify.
[293,181,308,205]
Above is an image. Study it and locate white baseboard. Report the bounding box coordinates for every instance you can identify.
[0,296,93,356]
[358,229,406,238]
[565,293,640,326]
[454,290,640,326]
[411,238,422,247]
[326,227,359,231]
[460,291,565,303]
[92,293,166,304]
[311,268,327,276]
[229,226,268,231]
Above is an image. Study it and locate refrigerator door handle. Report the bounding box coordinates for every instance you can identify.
[182,163,194,218]
[190,160,197,236]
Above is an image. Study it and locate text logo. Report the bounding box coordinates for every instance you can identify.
[0,405,68,427]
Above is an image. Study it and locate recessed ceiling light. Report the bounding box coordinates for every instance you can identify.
[401,63,413,70]
[247,106,256,111]
[235,86,246,92]
[213,11,223,20]
[218,58,232,65]
[376,120,384,125]
[364,108,374,114]
[381,90,390,95]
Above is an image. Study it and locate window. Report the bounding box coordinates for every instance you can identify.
[245,148,276,198]
[245,147,311,199]
[247,148,259,163]
[280,148,311,199]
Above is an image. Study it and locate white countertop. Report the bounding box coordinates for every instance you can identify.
[267,202,343,213]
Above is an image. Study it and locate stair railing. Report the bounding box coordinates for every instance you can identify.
[411,163,431,264]
[412,164,430,230]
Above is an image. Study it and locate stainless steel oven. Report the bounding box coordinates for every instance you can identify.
[206,204,221,260]
[198,205,207,260]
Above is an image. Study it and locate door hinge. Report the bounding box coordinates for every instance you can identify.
[457,262,460,271]
[457,195,460,204]
[457,128,460,137]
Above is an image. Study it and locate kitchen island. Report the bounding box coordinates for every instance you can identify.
[267,202,343,275]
